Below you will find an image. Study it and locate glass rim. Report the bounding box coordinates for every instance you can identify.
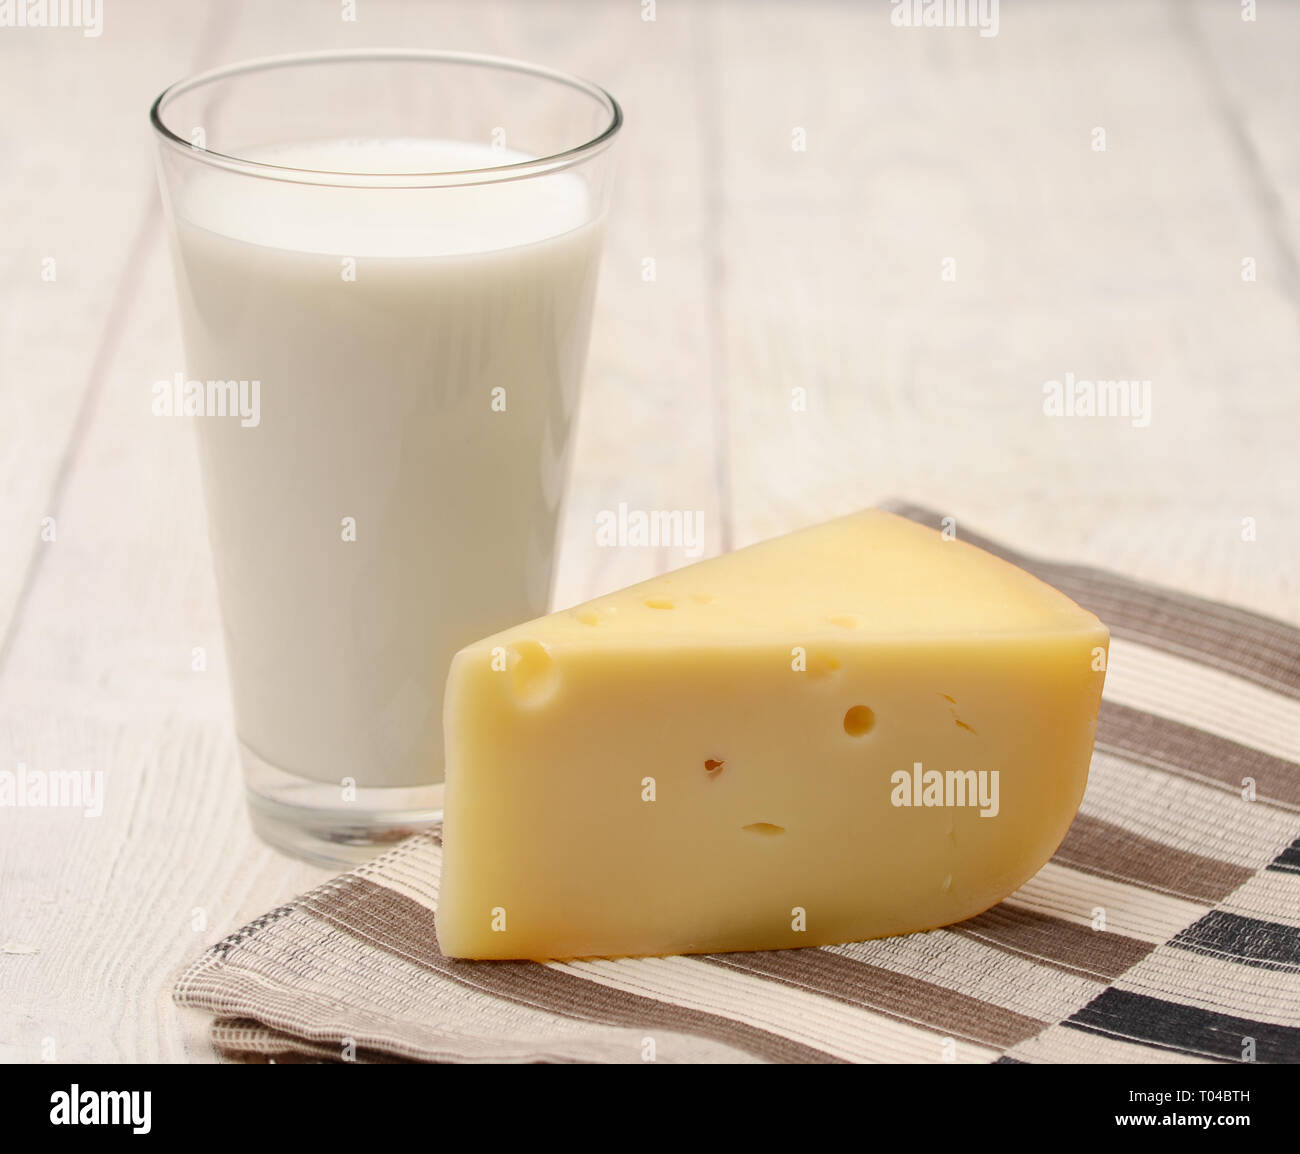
[149,48,623,189]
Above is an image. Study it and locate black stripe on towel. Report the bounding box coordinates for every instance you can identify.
[1063,988,1300,1063]
[1170,910,1300,973]
[1268,838,1300,875]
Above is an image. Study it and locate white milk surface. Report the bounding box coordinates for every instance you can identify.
[168,138,603,787]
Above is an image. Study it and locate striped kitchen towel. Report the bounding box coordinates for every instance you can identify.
[173,504,1300,1063]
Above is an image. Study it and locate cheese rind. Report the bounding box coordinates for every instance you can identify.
[436,510,1108,960]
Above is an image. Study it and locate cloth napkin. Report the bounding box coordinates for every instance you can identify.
[174,503,1300,1063]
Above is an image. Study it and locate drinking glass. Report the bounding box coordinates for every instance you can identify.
[151,50,620,863]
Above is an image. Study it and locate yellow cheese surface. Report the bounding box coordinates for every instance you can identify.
[437,510,1108,960]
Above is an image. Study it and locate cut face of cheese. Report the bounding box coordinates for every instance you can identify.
[436,510,1108,961]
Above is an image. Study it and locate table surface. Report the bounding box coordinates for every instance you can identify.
[2,0,1297,1062]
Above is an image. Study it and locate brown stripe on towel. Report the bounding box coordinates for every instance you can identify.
[211,1019,399,1064]
[1053,813,1255,904]
[952,905,1156,982]
[1096,701,1300,809]
[302,873,841,1064]
[703,948,1045,1050]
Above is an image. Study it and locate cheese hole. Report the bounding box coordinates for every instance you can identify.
[691,593,716,604]
[829,614,860,629]
[644,596,675,610]
[742,822,785,836]
[843,705,875,736]
[575,610,599,626]
[508,640,559,706]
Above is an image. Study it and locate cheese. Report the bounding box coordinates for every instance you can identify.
[436,510,1108,960]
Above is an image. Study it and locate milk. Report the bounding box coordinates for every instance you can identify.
[166,139,603,788]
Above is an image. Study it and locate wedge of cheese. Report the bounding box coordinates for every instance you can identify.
[436,510,1108,960]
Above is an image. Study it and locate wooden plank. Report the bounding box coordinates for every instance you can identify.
[711,0,1299,622]
[1186,0,1300,289]
[0,4,232,653]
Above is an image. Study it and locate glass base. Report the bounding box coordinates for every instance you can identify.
[241,740,443,867]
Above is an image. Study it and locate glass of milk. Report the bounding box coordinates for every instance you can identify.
[151,51,620,864]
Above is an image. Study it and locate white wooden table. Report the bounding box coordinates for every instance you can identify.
[2,0,1297,1062]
